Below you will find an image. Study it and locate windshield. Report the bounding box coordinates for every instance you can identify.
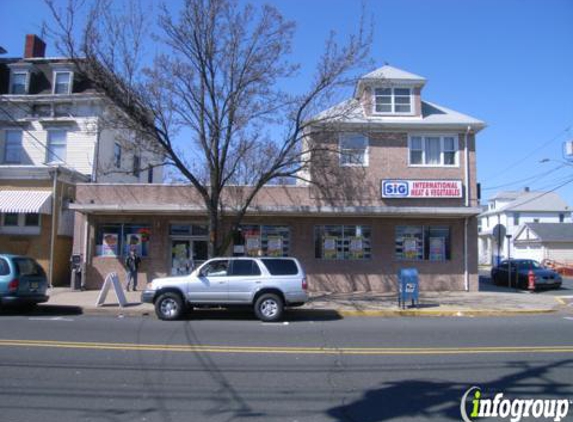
[517,260,541,269]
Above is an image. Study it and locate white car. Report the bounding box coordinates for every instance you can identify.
[142,257,308,322]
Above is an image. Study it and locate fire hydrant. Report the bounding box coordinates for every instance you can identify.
[528,270,536,291]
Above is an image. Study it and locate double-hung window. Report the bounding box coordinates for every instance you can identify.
[133,155,141,177]
[47,130,67,163]
[409,135,458,167]
[374,87,412,114]
[339,133,368,166]
[4,130,23,163]
[114,143,122,168]
[54,71,72,94]
[10,72,28,94]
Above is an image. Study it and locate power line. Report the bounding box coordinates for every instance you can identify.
[481,164,565,191]
[482,123,573,184]
[502,176,573,211]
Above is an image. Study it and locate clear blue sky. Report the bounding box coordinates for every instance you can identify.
[2,0,572,204]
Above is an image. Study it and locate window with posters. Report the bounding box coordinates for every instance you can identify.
[395,225,450,261]
[314,225,371,260]
[95,223,151,257]
[234,225,290,257]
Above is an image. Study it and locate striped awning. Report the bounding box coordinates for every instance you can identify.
[0,190,52,214]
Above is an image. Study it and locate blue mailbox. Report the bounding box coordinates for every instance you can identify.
[398,268,419,309]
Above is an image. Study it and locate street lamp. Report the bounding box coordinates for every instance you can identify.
[506,234,512,289]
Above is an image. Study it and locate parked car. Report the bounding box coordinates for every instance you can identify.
[0,254,49,308]
[491,259,562,290]
[142,257,308,322]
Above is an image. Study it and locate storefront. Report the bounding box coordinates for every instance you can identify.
[71,184,480,292]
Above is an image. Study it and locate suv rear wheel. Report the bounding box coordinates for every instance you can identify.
[155,292,184,321]
[254,293,284,322]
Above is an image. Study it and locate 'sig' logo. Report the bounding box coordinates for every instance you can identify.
[382,180,409,197]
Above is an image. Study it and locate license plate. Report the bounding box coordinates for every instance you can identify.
[30,282,39,290]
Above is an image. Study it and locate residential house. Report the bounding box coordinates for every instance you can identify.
[0,35,163,285]
[513,222,573,264]
[70,65,486,292]
[478,188,572,265]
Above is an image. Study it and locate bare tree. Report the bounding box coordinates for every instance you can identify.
[45,0,372,256]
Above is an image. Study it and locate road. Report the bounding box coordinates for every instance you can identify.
[0,310,572,422]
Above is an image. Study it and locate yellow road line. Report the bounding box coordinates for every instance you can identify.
[0,339,572,355]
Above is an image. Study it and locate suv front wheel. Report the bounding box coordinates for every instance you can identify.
[155,292,184,321]
[254,293,284,322]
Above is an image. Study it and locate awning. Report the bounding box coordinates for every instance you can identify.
[0,190,52,214]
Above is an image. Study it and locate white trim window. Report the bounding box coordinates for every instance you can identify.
[0,213,41,235]
[10,72,29,94]
[4,130,23,164]
[339,133,369,166]
[46,130,67,163]
[53,71,72,94]
[408,135,459,167]
[374,87,412,114]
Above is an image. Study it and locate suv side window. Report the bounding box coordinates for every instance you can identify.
[230,259,261,276]
[0,258,10,276]
[201,260,229,277]
[261,259,298,275]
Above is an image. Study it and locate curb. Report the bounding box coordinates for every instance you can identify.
[75,306,558,318]
[336,308,557,317]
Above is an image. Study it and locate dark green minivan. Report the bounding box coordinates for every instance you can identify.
[0,255,49,307]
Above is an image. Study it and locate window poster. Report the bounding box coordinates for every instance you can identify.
[125,233,143,256]
[267,236,283,257]
[323,236,338,259]
[429,237,446,261]
[349,236,364,259]
[245,235,261,256]
[403,237,420,260]
[102,233,118,257]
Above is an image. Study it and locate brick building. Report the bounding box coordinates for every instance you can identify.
[71,65,485,292]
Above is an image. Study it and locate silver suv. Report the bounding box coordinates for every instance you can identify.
[141,257,308,322]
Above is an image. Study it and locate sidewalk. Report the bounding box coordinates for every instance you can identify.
[41,287,566,318]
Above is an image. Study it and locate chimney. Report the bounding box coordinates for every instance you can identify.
[24,34,46,58]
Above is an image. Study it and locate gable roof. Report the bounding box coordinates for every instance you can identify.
[360,65,426,83]
[516,223,573,243]
[490,191,523,201]
[312,98,485,131]
[504,191,570,212]
[480,191,571,216]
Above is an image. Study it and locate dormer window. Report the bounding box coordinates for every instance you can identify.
[54,71,72,94]
[374,87,412,114]
[10,72,28,94]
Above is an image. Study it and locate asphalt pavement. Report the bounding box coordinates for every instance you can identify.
[479,268,573,296]
[0,314,572,422]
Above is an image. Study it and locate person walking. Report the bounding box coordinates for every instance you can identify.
[125,249,141,291]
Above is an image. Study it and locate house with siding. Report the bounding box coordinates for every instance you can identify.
[478,188,572,265]
[513,223,573,264]
[0,35,163,285]
[70,64,486,292]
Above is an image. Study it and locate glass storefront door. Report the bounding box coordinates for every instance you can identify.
[171,239,209,275]
[171,240,191,275]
